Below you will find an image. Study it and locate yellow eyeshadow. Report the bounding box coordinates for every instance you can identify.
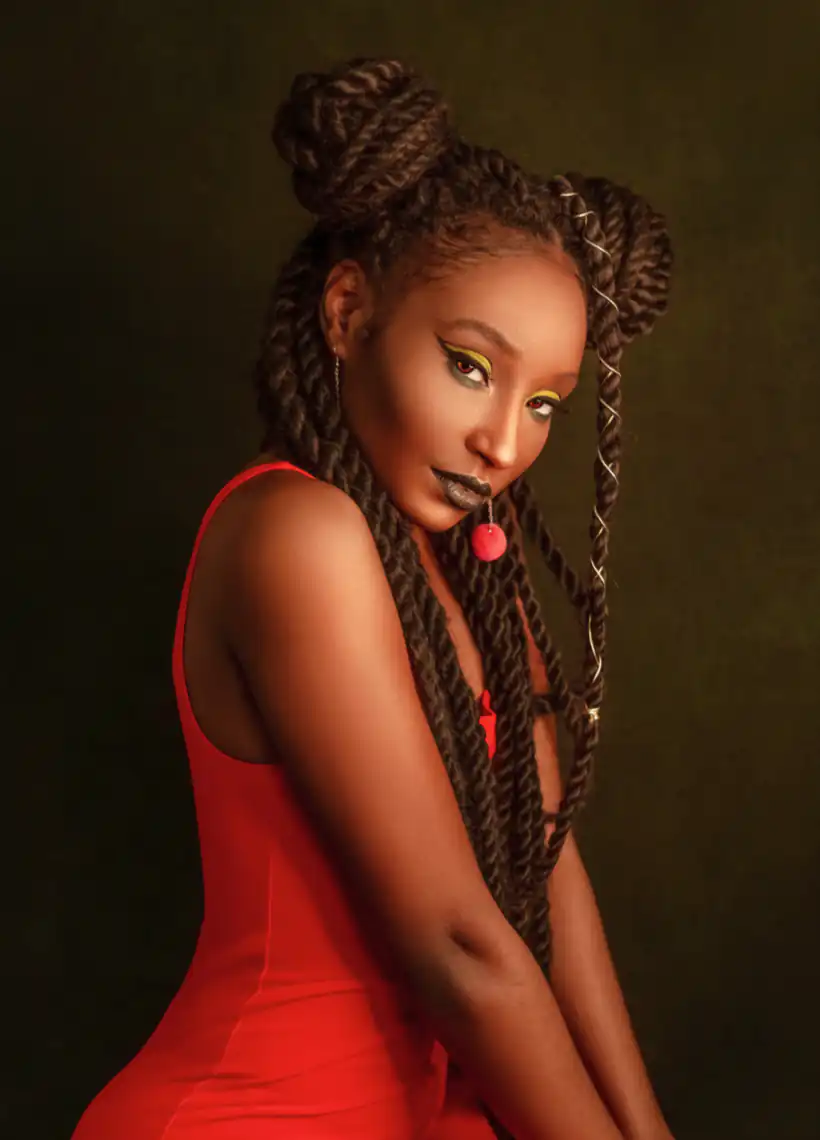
[441,340,492,376]
[530,389,561,402]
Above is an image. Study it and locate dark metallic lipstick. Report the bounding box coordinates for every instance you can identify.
[432,468,492,511]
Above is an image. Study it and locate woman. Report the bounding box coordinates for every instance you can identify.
[72,57,673,1140]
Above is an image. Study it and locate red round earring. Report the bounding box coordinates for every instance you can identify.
[471,498,507,561]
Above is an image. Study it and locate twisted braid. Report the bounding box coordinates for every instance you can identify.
[273,58,454,226]
[507,477,588,615]
[255,57,672,1138]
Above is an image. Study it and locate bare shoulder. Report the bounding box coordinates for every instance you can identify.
[219,468,382,607]
[229,465,363,534]
[215,467,397,671]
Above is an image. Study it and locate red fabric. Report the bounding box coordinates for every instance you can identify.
[72,462,498,1139]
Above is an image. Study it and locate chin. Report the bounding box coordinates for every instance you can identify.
[419,517,465,535]
[396,497,470,534]
[378,468,474,534]
[426,506,469,533]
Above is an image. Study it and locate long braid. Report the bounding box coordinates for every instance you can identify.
[429,522,516,911]
[507,477,589,616]
[256,57,672,1140]
[478,495,546,939]
[431,515,531,920]
[524,176,626,877]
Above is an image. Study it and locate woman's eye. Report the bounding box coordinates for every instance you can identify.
[443,346,490,388]
[527,395,557,421]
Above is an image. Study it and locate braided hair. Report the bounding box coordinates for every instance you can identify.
[253,57,671,1096]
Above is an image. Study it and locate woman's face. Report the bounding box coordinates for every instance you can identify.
[323,244,587,532]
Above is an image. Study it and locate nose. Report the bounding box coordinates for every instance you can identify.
[468,401,521,472]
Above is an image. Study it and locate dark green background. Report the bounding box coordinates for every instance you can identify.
[6,2,819,1137]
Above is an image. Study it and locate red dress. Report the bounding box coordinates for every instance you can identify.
[71,462,499,1139]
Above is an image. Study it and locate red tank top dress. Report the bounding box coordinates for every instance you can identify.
[71,462,499,1140]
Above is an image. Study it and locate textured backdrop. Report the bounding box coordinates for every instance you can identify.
[5,2,819,1137]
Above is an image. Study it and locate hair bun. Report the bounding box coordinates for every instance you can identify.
[565,173,673,344]
[272,57,453,225]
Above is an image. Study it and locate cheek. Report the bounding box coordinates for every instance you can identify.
[399,392,467,460]
[376,356,464,454]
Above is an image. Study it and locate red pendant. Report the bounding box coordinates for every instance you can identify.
[471,523,507,562]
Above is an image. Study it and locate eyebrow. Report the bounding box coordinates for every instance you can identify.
[440,318,579,383]
[441,318,519,356]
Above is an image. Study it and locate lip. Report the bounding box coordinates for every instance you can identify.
[432,468,492,496]
[432,468,491,511]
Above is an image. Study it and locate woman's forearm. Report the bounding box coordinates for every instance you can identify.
[547,837,672,1140]
[415,929,625,1140]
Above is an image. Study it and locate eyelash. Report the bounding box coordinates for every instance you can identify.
[441,343,568,423]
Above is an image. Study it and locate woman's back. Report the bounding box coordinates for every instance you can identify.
[71,460,498,1140]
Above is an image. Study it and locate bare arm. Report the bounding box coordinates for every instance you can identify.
[218,471,623,1140]
[548,837,672,1140]
[517,591,673,1140]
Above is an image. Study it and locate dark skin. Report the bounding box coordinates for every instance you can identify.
[180,243,671,1139]
[321,248,585,535]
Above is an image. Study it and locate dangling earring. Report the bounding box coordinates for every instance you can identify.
[471,497,508,562]
[334,352,341,410]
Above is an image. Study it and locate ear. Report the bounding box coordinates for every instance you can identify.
[319,260,376,360]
